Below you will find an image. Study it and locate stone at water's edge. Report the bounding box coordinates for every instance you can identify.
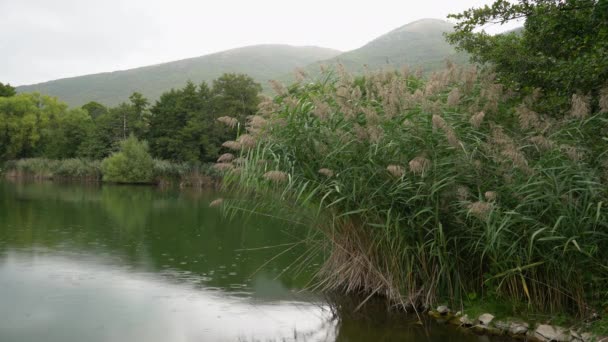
[478,313,495,326]
[508,321,529,336]
[534,324,570,342]
[436,306,450,315]
[459,314,474,327]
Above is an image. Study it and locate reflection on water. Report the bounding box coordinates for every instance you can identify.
[0,181,507,342]
[0,251,333,342]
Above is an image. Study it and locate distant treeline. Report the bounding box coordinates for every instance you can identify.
[0,73,261,165]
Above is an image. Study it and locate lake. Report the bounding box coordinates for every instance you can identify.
[0,180,507,341]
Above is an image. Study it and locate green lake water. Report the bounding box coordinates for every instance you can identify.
[0,180,508,342]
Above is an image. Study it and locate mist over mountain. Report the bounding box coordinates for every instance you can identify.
[17,19,464,106]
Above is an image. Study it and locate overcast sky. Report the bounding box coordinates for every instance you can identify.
[0,0,517,86]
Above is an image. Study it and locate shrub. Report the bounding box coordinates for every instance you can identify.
[222,65,608,314]
[101,135,154,183]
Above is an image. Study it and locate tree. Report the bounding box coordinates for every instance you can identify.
[0,93,66,160]
[82,101,108,120]
[211,73,262,122]
[43,108,94,159]
[101,134,154,183]
[446,0,608,107]
[148,81,216,163]
[0,82,16,97]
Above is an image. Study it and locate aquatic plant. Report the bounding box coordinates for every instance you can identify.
[220,63,608,315]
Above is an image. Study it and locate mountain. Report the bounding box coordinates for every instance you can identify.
[17,19,466,107]
[17,45,341,107]
[298,19,466,77]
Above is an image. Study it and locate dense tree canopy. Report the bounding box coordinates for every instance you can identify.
[147,74,261,163]
[0,73,261,164]
[0,82,16,97]
[447,0,608,107]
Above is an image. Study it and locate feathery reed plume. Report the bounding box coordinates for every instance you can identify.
[353,124,368,141]
[400,65,410,78]
[412,89,424,104]
[600,87,608,113]
[263,170,288,183]
[217,153,234,163]
[237,134,256,149]
[258,95,279,117]
[516,105,541,130]
[529,135,555,151]
[463,67,477,93]
[432,114,461,148]
[469,111,485,128]
[318,168,335,177]
[467,201,493,219]
[294,68,307,82]
[313,98,331,120]
[222,141,241,151]
[490,126,531,173]
[447,88,461,107]
[457,186,471,201]
[484,191,497,202]
[560,144,584,162]
[248,115,267,129]
[217,116,238,129]
[386,164,405,178]
[209,198,223,208]
[570,94,590,119]
[409,156,431,175]
[269,79,287,96]
[367,126,384,143]
[363,107,380,125]
[213,163,234,171]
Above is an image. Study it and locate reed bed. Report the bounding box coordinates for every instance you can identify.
[219,64,608,315]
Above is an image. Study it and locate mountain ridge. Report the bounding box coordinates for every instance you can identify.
[17,19,466,107]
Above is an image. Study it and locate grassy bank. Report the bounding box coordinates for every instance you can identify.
[218,64,608,318]
[3,157,220,188]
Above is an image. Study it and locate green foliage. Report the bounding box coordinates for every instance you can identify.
[446,0,608,106]
[101,135,154,183]
[43,108,94,159]
[148,74,261,163]
[0,93,74,160]
[0,82,16,97]
[223,66,608,314]
[81,101,108,119]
